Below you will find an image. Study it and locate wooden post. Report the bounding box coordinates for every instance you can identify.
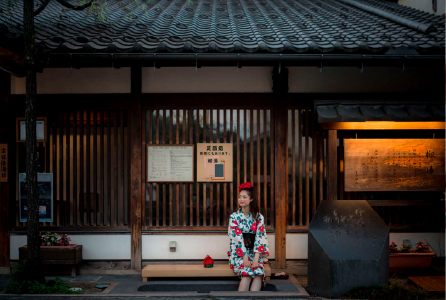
[0,71,10,273]
[327,130,337,200]
[130,67,142,270]
[272,66,288,269]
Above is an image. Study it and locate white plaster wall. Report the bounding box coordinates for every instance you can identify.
[142,67,273,93]
[287,67,443,93]
[399,0,445,16]
[11,68,131,94]
[10,232,444,260]
[142,234,276,260]
[10,235,131,260]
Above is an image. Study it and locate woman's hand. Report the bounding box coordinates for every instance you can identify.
[252,253,260,268]
[243,255,252,268]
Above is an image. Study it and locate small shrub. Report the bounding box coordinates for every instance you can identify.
[4,278,83,294]
[344,279,431,300]
[415,241,430,253]
[400,243,412,253]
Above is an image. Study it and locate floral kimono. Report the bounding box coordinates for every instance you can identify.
[227,207,269,287]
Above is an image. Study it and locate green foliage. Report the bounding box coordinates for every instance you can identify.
[4,278,83,294]
[400,243,412,253]
[344,279,431,300]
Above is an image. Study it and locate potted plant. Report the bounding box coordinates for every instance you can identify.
[19,232,82,277]
[389,240,435,268]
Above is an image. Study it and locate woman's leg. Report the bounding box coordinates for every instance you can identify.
[238,276,252,291]
[250,275,263,291]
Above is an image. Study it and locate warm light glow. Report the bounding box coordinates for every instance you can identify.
[320,122,445,130]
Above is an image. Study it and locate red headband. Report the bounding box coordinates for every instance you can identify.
[238,182,252,192]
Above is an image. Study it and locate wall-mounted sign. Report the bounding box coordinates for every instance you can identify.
[16,117,47,142]
[197,143,233,182]
[147,145,194,182]
[19,173,53,222]
[344,139,445,191]
[0,144,7,182]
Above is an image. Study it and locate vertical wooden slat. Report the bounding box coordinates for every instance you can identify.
[298,110,302,225]
[80,110,84,225]
[216,109,220,226]
[256,109,261,219]
[203,110,207,226]
[113,110,118,226]
[155,110,159,226]
[312,115,317,218]
[100,110,104,226]
[339,133,345,201]
[328,130,337,200]
[244,110,247,183]
[86,110,91,226]
[250,110,254,187]
[237,109,240,201]
[107,110,112,226]
[196,110,200,226]
[169,109,173,226]
[305,109,310,225]
[270,109,275,227]
[73,111,78,226]
[230,109,234,216]
[176,109,180,226]
[263,110,267,220]
[223,109,227,225]
[210,109,213,226]
[120,109,125,226]
[319,131,324,203]
[183,109,187,226]
[58,112,63,226]
[92,110,97,226]
[66,112,71,226]
[291,110,296,225]
[147,110,152,227]
[189,109,193,226]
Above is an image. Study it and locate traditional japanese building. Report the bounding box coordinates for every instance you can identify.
[0,0,444,274]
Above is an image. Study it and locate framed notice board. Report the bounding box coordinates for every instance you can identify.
[19,173,53,222]
[147,145,194,183]
[344,139,445,191]
[16,117,47,142]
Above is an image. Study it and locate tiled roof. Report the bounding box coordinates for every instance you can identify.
[0,0,444,54]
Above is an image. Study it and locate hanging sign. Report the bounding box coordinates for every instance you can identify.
[197,143,233,182]
[0,144,7,182]
[16,117,47,142]
[19,173,53,222]
[147,145,194,182]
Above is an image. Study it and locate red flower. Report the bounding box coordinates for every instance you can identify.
[235,228,242,235]
[259,225,264,233]
[257,245,265,253]
[233,221,238,225]
[227,251,231,256]
[238,182,252,192]
[241,272,248,276]
[238,264,244,269]
[251,222,257,232]
[230,264,234,270]
[265,251,269,256]
[236,248,244,257]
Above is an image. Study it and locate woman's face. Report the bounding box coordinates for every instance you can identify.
[238,190,252,208]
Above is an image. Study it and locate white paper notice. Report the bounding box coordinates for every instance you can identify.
[20,120,45,140]
[147,146,194,182]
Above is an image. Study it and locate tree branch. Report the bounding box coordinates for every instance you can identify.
[55,0,94,10]
[34,0,51,16]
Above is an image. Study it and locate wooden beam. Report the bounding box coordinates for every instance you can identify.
[0,46,25,77]
[327,130,337,200]
[366,200,439,206]
[320,122,445,130]
[274,105,287,269]
[130,67,142,271]
[0,71,10,271]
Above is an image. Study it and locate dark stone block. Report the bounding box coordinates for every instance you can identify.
[308,200,389,298]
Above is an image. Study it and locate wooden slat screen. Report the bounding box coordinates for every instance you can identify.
[143,108,274,230]
[15,108,130,229]
[287,108,326,229]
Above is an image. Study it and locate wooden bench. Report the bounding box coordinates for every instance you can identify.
[142,264,271,282]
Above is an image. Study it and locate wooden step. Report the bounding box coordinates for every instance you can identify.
[142,264,271,282]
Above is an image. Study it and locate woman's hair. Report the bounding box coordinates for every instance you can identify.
[240,186,259,221]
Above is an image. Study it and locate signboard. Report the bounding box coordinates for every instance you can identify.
[16,117,47,142]
[197,143,233,182]
[147,145,194,182]
[344,139,445,191]
[0,144,7,182]
[19,173,53,222]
